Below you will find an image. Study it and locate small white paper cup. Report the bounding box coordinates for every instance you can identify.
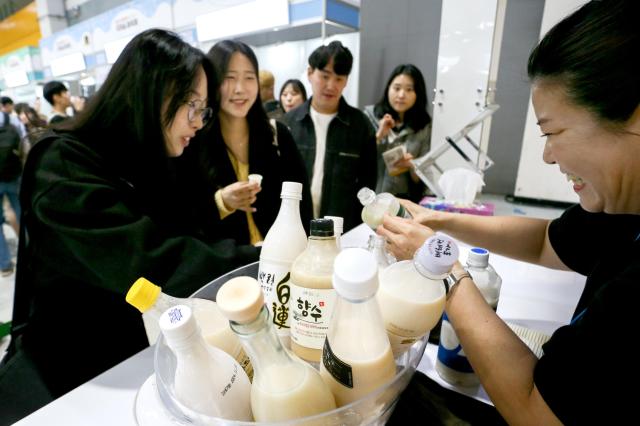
[248,174,263,187]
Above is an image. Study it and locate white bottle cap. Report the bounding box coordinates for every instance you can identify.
[467,247,489,268]
[159,304,198,346]
[216,276,264,324]
[357,187,376,206]
[281,181,302,200]
[332,248,379,300]
[414,233,459,276]
[324,215,344,236]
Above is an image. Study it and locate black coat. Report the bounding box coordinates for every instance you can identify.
[0,132,258,420]
[191,120,313,243]
[282,97,377,232]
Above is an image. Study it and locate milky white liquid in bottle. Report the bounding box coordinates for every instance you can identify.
[320,248,396,407]
[358,187,409,230]
[377,234,457,356]
[126,278,253,379]
[258,182,307,349]
[216,276,336,422]
[159,305,252,421]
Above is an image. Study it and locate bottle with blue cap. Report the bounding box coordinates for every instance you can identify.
[319,248,396,407]
[377,233,458,356]
[435,247,502,387]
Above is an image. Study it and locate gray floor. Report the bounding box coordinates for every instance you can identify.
[0,194,566,358]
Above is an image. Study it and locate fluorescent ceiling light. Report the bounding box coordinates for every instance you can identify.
[197,0,289,42]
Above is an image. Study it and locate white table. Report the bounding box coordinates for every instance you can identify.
[15,224,586,425]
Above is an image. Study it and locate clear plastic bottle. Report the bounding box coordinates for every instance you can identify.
[436,248,502,387]
[257,182,307,348]
[368,234,396,275]
[319,248,396,407]
[377,233,458,356]
[357,187,410,230]
[324,215,344,249]
[126,277,253,379]
[216,276,336,422]
[158,304,253,420]
[289,218,340,363]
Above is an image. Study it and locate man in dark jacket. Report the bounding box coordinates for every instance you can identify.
[282,41,376,232]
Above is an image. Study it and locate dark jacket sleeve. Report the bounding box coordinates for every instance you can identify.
[359,113,378,192]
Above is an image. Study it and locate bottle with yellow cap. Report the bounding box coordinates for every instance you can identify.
[216,276,336,422]
[126,277,252,379]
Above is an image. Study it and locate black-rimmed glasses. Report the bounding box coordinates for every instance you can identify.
[186,100,213,124]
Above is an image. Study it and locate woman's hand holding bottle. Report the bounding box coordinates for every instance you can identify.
[377,214,434,261]
[376,114,395,142]
[221,181,261,212]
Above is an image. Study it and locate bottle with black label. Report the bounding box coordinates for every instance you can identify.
[319,248,396,407]
[436,247,502,387]
[216,276,335,422]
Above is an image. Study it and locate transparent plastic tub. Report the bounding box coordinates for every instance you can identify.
[143,262,428,425]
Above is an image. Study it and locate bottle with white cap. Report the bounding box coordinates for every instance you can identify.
[257,181,307,348]
[289,218,339,363]
[324,215,343,249]
[158,304,252,420]
[357,187,410,230]
[319,248,396,407]
[126,278,252,379]
[216,276,336,422]
[435,247,502,387]
[377,233,458,356]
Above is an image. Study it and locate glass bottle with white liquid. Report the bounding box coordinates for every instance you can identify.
[436,248,502,387]
[289,218,339,363]
[126,277,252,379]
[320,248,396,407]
[378,233,458,356]
[357,187,410,230]
[158,304,253,421]
[257,181,307,348]
[216,276,336,422]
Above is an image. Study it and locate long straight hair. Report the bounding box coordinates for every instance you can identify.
[57,29,215,182]
[206,39,273,143]
[374,64,431,132]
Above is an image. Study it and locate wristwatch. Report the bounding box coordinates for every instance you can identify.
[444,270,472,294]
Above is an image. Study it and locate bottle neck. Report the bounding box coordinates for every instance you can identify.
[277,197,301,219]
[230,306,295,374]
[147,292,184,320]
[306,235,338,253]
[414,259,448,280]
[167,331,209,356]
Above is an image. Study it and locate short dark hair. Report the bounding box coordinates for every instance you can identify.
[0,96,13,106]
[279,79,307,102]
[374,64,431,131]
[528,0,639,126]
[308,41,353,76]
[43,81,68,106]
[58,28,215,177]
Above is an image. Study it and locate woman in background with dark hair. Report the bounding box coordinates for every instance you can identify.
[0,29,258,423]
[379,1,640,424]
[364,64,431,200]
[196,40,312,245]
[279,78,307,113]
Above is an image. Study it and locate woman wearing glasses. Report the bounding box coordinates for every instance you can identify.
[0,29,258,421]
[193,40,312,245]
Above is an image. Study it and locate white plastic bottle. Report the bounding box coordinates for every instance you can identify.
[319,248,396,407]
[216,276,336,422]
[126,277,252,379]
[324,215,344,249]
[436,248,502,387]
[377,233,458,356]
[289,218,339,363]
[158,304,253,421]
[257,181,307,348]
[357,187,410,230]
